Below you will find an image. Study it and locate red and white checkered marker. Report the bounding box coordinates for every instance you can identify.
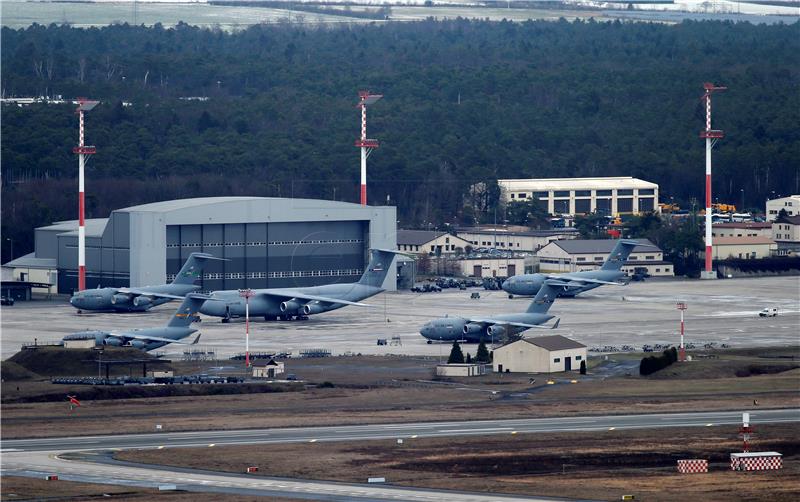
[731,452,782,471]
[677,459,708,474]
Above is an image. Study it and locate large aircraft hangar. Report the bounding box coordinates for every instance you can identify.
[12,197,397,294]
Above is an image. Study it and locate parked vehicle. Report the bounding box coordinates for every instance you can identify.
[1,296,14,306]
[759,307,778,317]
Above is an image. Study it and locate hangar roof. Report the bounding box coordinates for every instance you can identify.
[2,252,57,269]
[122,196,364,213]
[39,219,109,238]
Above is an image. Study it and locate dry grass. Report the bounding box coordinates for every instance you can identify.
[118,424,800,501]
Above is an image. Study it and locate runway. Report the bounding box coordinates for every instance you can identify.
[2,410,798,500]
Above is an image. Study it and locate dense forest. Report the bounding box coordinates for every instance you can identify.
[2,19,799,262]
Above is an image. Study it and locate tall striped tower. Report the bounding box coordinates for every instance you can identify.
[72,99,99,291]
[699,83,725,280]
[354,91,382,206]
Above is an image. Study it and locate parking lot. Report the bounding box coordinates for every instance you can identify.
[1,276,798,360]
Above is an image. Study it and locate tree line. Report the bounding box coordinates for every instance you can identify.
[2,18,798,262]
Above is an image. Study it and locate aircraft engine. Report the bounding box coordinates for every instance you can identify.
[111,294,132,305]
[302,303,325,315]
[487,325,506,338]
[463,323,483,335]
[103,337,124,346]
[280,300,301,313]
[127,340,148,350]
[133,296,152,307]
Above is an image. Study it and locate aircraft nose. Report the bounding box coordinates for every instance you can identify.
[501,279,511,292]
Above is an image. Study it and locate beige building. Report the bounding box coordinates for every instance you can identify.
[252,359,285,379]
[498,177,658,216]
[766,195,800,221]
[493,335,587,373]
[534,239,674,277]
[396,230,472,256]
[455,226,578,252]
[712,222,772,238]
[772,215,800,255]
[712,236,777,260]
[456,257,526,278]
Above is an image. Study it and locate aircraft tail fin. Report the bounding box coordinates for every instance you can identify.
[357,249,401,288]
[166,294,209,328]
[600,239,640,271]
[526,280,559,314]
[171,253,225,286]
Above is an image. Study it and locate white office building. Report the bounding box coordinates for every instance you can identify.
[498,177,659,216]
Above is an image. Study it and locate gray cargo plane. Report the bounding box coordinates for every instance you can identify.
[420,280,561,343]
[502,239,643,298]
[62,294,209,351]
[69,252,224,313]
[200,249,400,322]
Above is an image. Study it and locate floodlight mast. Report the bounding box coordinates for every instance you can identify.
[72,98,99,291]
[699,83,726,280]
[354,91,383,205]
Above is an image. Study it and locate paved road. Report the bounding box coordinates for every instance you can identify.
[3,410,797,501]
[4,409,798,452]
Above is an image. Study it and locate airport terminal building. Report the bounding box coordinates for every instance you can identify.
[5,197,397,294]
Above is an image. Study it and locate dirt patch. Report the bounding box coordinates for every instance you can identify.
[117,424,800,501]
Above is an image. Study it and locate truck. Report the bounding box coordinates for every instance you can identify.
[758,307,778,317]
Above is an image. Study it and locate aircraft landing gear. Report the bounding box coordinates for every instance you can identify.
[508,294,514,299]
[221,317,230,324]
[222,307,231,323]
[264,315,277,321]
[279,314,291,321]
[297,315,309,321]
[426,340,432,344]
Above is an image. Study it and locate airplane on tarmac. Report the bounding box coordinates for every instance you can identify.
[200,249,401,322]
[69,252,225,313]
[420,280,562,343]
[61,294,210,351]
[501,239,649,298]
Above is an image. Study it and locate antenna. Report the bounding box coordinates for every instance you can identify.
[699,83,726,280]
[354,91,383,205]
[72,98,99,291]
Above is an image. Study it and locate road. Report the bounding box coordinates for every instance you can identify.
[2,409,798,500]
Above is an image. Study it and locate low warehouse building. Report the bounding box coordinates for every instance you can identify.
[253,359,285,378]
[435,364,488,377]
[534,239,674,277]
[712,236,777,260]
[493,335,587,373]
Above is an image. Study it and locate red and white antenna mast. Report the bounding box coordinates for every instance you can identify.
[72,98,99,292]
[699,82,726,280]
[354,91,382,205]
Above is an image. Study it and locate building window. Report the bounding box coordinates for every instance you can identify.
[645,255,654,260]
[638,189,655,195]
[575,355,582,361]
[518,193,528,199]
[553,358,561,363]
[445,237,450,243]
[596,190,612,196]
[617,189,634,196]
[576,257,586,261]
[656,268,661,272]
[430,245,435,252]
[554,191,570,197]
[510,193,515,199]
[594,256,603,261]
[575,190,591,197]
[534,191,549,199]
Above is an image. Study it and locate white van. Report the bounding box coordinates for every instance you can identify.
[759,308,778,317]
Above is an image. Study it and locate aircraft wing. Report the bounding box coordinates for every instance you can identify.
[467,318,560,330]
[117,288,185,300]
[259,290,373,307]
[544,275,625,286]
[112,332,201,345]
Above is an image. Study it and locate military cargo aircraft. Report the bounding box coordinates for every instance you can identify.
[200,249,401,322]
[501,239,646,298]
[69,252,224,312]
[62,294,210,351]
[420,280,561,343]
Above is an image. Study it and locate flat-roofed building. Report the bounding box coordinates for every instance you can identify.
[712,222,773,238]
[766,195,800,221]
[772,215,800,255]
[535,238,673,277]
[712,236,777,260]
[498,177,659,216]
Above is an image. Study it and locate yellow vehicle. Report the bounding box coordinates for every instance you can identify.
[712,203,737,213]
[659,203,680,213]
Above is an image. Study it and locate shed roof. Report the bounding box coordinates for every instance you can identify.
[499,177,657,191]
[522,335,586,351]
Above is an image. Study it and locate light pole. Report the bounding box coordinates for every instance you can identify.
[5,237,12,261]
[677,301,687,362]
[239,289,255,370]
[740,189,745,213]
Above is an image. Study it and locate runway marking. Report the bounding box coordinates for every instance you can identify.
[439,427,513,433]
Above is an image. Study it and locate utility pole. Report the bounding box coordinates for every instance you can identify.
[699,83,726,280]
[72,99,99,291]
[677,301,687,362]
[239,289,255,370]
[354,91,382,205]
